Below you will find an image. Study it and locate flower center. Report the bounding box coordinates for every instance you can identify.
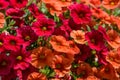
[56,64,61,69]
[39,54,45,59]
[0,41,3,46]
[62,0,65,1]
[16,56,23,60]
[91,39,95,43]
[76,36,82,40]
[25,36,30,41]
[42,27,47,31]
[110,1,115,5]
[79,13,84,18]
[1,61,7,66]
[10,40,16,45]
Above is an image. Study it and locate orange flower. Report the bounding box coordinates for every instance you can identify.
[70,30,86,44]
[49,35,69,53]
[0,12,5,28]
[76,62,93,79]
[42,0,72,16]
[27,72,47,80]
[30,47,54,68]
[77,76,100,80]
[106,50,120,69]
[67,40,80,54]
[96,63,118,80]
[102,0,120,9]
[107,29,120,48]
[50,55,72,77]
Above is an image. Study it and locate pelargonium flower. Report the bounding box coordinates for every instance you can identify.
[17,26,38,47]
[0,12,5,28]
[11,48,31,70]
[69,3,91,24]
[85,26,109,51]
[4,35,24,52]
[0,0,9,10]
[6,8,24,18]
[0,53,14,76]
[32,18,55,36]
[10,0,28,8]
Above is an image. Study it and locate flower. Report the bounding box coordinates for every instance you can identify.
[102,0,120,9]
[0,33,6,52]
[6,8,24,18]
[85,26,109,51]
[11,48,31,70]
[69,3,91,24]
[27,72,47,80]
[107,29,120,48]
[0,0,9,10]
[4,35,24,51]
[70,30,86,44]
[0,12,5,28]
[42,0,72,16]
[10,0,28,8]
[30,47,54,68]
[32,18,55,36]
[0,52,14,76]
[17,26,38,47]
[51,55,72,77]
[96,63,118,80]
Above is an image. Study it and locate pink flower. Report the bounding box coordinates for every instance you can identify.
[4,35,24,51]
[69,3,91,24]
[0,52,14,76]
[0,0,9,10]
[6,8,24,18]
[85,26,109,51]
[10,0,28,8]
[17,26,38,47]
[11,48,31,70]
[32,18,55,36]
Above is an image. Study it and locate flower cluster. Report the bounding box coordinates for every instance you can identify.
[0,0,120,80]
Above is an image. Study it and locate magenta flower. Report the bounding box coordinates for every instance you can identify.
[32,18,55,36]
[4,35,24,52]
[11,48,31,70]
[17,26,38,47]
[85,27,108,51]
[10,0,28,8]
[0,53,14,76]
[6,8,24,18]
[0,0,9,10]
[69,3,91,24]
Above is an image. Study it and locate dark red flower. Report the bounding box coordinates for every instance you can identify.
[85,26,108,51]
[0,53,14,76]
[4,35,24,51]
[0,33,6,52]
[32,18,55,37]
[17,26,38,47]
[6,8,24,18]
[0,0,9,10]
[28,4,45,19]
[69,3,91,24]
[11,48,31,70]
[10,0,28,8]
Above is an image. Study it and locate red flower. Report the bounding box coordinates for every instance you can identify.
[11,48,31,70]
[32,18,55,36]
[85,26,109,51]
[69,3,91,24]
[0,33,6,52]
[6,8,24,18]
[0,53,14,76]
[4,35,24,51]
[10,0,28,8]
[0,0,9,10]
[17,26,38,47]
